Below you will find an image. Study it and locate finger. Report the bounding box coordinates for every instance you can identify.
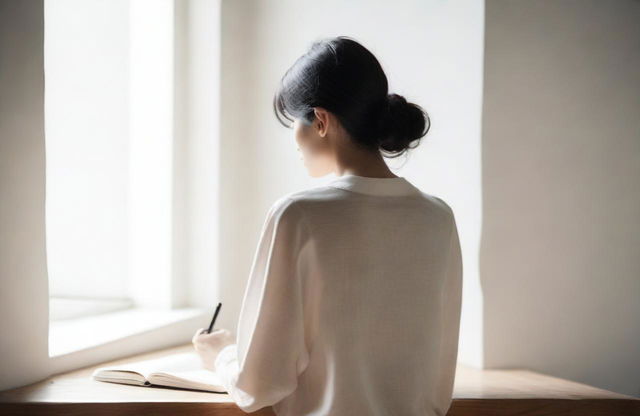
[192,328,205,343]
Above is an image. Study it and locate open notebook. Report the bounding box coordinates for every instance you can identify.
[91,352,227,393]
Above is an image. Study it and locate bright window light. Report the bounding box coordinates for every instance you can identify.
[44,0,174,324]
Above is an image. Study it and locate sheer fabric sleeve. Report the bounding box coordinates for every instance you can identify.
[434,205,463,416]
[214,196,310,413]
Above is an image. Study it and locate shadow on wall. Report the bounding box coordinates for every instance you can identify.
[480,0,640,398]
[0,0,52,391]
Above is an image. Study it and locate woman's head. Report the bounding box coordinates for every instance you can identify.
[274,36,431,176]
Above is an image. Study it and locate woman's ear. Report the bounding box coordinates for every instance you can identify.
[313,108,330,137]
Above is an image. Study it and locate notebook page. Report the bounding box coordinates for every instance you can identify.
[148,369,226,393]
[93,352,202,380]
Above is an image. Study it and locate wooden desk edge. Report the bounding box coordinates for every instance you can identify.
[1,343,638,416]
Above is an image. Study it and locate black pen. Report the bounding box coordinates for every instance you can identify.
[205,302,222,334]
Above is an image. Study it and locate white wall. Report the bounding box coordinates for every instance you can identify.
[218,0,485,368]
[0,0,52,391]
[482,0,640,397]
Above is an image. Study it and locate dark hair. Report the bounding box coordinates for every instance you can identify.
[273,36,431,158]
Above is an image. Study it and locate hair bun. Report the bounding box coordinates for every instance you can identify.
[377,93,430,156]
[387,92,406,108]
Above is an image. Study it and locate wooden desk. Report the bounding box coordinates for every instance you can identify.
[0,343,638,415]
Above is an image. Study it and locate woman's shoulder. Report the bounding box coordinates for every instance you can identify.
[264,185,340,227]
[273,186,454,220]
[271,184,339,208]
[424,193,454,215]
[264,187,327,226]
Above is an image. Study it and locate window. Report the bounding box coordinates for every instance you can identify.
[44,0,216,360]
[45,0,135,321]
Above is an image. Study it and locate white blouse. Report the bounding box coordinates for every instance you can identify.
[214,174,463,416]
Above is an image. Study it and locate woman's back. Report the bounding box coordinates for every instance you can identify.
[272,174,463,415]
[213,174,462,416]
[197,36,461,416]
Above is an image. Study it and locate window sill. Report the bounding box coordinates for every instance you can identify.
[49,307,210,375]
[49,296,134,321]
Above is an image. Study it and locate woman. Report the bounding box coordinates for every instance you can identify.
[192,36,463,416]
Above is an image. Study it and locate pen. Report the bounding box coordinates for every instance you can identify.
[205,302,222,334]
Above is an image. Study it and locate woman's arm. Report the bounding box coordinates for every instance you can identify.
[433,204,463,416]
[212,196,311,413]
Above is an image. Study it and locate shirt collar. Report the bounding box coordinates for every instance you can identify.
[327,174,421,197]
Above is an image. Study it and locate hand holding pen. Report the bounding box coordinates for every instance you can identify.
[192,302,236,371]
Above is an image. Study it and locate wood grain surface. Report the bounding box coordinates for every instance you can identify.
[1,343,637,415]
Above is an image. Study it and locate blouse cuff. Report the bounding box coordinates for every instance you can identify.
[215,343,238,372]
